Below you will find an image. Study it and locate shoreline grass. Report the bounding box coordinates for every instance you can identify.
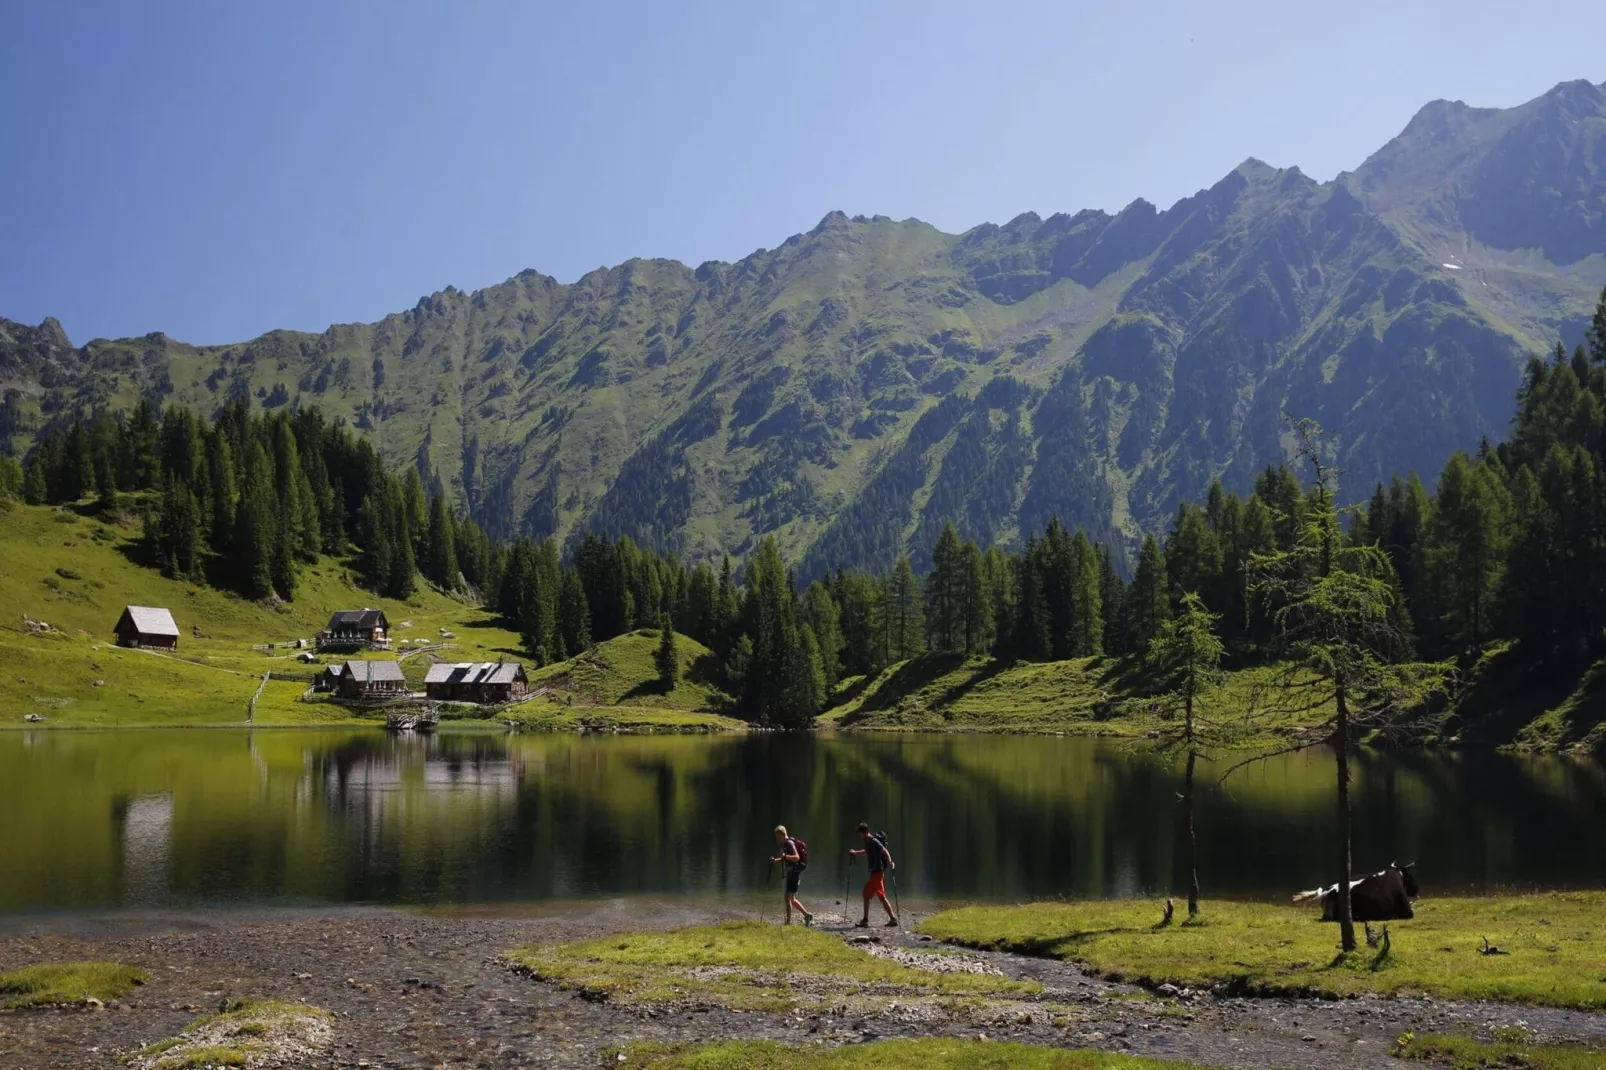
[0,961,147,1008]
[507,921,1037,1012]
[918,894,1606,1010]
[1395,1030,1606,1069]
[130,998,331,1069]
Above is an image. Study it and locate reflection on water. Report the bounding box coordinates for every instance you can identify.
[1,729,1602,912]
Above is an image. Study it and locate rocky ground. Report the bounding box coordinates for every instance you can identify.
[2,901,1603,1069]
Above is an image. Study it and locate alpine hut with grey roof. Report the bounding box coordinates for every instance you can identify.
[424,660,528,704]
[317,609,391,652]
[334,659,408,700]
[114,606,180,650]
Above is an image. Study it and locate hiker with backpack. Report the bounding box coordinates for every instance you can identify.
[770,824,813,926]
[848,822,898,927]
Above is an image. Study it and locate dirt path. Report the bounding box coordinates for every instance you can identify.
[1,903,1601,1069]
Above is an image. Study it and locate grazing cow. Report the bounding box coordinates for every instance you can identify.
[1293,862,1418,922]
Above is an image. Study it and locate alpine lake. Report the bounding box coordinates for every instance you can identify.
[2,728,1603,915]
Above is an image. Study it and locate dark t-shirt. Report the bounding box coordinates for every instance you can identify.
[865,836,888,873]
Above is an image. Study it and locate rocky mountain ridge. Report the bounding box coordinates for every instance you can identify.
[4,78,1604,574]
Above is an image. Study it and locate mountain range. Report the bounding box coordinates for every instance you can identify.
[4,78,1604,574]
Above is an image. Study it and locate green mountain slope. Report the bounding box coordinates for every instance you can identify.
[5,80,1605,573]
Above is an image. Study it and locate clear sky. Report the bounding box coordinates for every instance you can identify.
[3,0,1603,346]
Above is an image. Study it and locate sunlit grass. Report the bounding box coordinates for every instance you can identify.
[919,894,1606,1009]
[0,961,146,1007]
[508,921,1037,1012]
[132,998,330,1069]
[1395,1029,1606,1069]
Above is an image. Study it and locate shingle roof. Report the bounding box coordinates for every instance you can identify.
[119,606,179,637]
[340,659,405,683]
[326,609,387,630]
[423,663,459,684]
[484,663,524,685]
[423,661,525,686]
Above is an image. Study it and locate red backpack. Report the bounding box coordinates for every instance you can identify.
[789,837,810,869]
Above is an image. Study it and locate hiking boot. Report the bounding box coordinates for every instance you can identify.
[803,912,814,927]
[854,919,869,928]
[885,917,900,927]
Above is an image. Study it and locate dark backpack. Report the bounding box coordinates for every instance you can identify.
[791,837,809,869]
[868,832,889,866]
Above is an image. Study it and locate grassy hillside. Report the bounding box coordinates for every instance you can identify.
[0,500,510,727]
[0,499,743,731]
[502,629,745,733]
[822,653,1318,743]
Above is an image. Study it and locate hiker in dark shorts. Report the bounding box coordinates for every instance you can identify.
[848,822,898,927]
[771,824,814,926]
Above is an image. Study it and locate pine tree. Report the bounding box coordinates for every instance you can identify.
[801,581,843,690]
[22,450,47,504]
[1070,531,1103,656]
[558,569,591,655]
[232,442,277,600]
[1423,451,1510,651]
[156,479,204,581]
[779,623,826,726]
[924,522,963,653]
[887,556,924,661]
[402,467,429,559]
[1144,592,1230,917]
[426,494,459,589]
[958,540,991,655]
[655,611,678,690]
[1166,503,1222,611]
[1586,283,1606,365]
[1128,534,1170,654]
[209,434,238,552]
[1098,544,1127,654]
[1246,422,1448,953]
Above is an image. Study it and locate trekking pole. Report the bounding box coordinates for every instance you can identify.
[891,868,901,926]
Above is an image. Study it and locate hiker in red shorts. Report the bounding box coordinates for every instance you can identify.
[847,822,898,927]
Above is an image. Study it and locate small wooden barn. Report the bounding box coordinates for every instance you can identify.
[114,606,180,650]
[335,659,407,700]
[423,660,528,704]
[318,609,391,651]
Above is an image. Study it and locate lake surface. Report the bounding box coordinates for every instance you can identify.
[2,729,1603,914]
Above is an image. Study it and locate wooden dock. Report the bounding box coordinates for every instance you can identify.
[386,709,440,733]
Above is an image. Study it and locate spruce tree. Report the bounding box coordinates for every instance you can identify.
[801,581,843,690]
[655,611,679,690]
[1423,452,1510,651]
[1144,592,1230,917]
[1128,534,1171,654]
[924,522,963,653]
[558,569,592,655]
[426,494,459,588]
[888,556,924,662]
[1098,544,1127,654]
[1245,422,1447,953]
[209,435,238,552]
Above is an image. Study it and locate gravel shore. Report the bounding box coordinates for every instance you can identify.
[2,901,1603,1069]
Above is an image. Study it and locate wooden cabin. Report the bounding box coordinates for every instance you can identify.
[335,659,407,700]
[315,663,345,692]
[317,609,391,652]
[114,606,180,650]
[423,660,528,704]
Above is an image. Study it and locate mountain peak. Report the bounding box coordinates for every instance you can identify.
[1540,77,1606,116]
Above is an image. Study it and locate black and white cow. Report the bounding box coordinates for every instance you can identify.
[1293,863,1418,922]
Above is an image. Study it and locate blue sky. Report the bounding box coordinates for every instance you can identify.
[3,0,1603,345]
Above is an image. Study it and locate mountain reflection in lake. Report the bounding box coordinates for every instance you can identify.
[1,729,1602,912]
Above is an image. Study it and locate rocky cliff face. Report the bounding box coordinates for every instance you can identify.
[5,79,1604,573]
